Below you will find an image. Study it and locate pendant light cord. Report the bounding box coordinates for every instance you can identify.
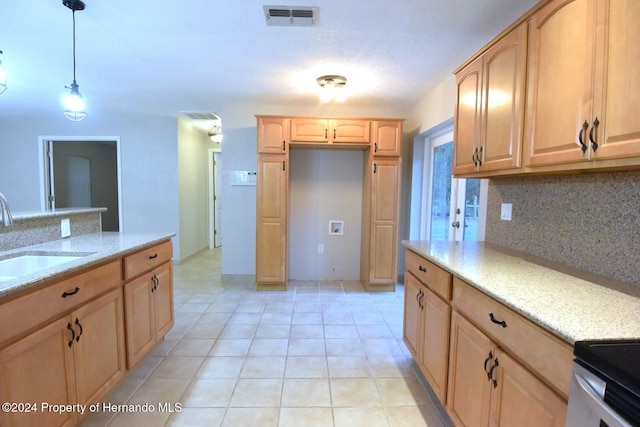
[72,9,77,84]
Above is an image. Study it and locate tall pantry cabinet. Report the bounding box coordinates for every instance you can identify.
[255,115,402,291]
[256,117,289,290]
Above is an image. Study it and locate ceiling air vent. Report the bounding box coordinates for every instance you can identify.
[263,6,319,27]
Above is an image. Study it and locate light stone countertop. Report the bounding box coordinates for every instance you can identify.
[0,231,175,299]
[10,207,107,221]
[402,240,640,344]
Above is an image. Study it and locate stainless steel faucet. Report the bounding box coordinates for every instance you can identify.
[0,192,14,226]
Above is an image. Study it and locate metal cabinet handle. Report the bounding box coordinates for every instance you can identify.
[75,318,83,343]
[418,265,427,273]
[489,312,507,328]
[282,160,286,171]
[374,142,378,153]
[488,358,499,388]
[334,129,336,139]
[282,140,286,151]
[67,322,75,348]
[325,129,328,139]
[418,290,424,310]
[578,121,589,153]
[472,148,478,166]
[61,286,80,298]
[589,117,600,152]
[483,351,494,379]
[149,253,158,260]
[477,146,483,167]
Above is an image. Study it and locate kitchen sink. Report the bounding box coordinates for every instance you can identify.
[0,253,90,282]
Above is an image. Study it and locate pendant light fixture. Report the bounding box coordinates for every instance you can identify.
[62,0,87,121]
[0,50,7,94]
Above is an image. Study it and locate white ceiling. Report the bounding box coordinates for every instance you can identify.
[0,0,539,121]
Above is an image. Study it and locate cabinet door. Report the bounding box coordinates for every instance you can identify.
[256,155,288,286]
[258,117,290,153]
[72,288,126,407]
[369,159,399,285]
[0,317,78,427]
[332,119,370,144]
[291,118,329,142]
[153,262,174,339]
[524,0,596,167]
[453,56,483,175]
[419,286,451,405]
[490,350,567,427]
[124,274,155,367]
[480,22,526,172]
[371,121,401,156]
[592,0,640,160]
[402,272,422,358]
[447,311,494,427]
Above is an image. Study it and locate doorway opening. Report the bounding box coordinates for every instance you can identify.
[409,120,487,241]
[208,149,222,249]
[38,136,122,232]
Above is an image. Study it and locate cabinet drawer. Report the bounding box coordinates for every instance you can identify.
[0,260,122,347]
[405,250,452,300]
[123,240,172,280]
[452,277,573,398]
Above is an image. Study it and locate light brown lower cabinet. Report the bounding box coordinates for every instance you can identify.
[124,261,174,367]
[0,287,126,427]
[447,312,567,427]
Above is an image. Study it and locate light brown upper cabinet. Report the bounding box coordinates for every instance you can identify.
[291,118,370,145]
[453,22,527,176]
[525,0,640,168]
[258,116,290,154]
[371,120,402,156]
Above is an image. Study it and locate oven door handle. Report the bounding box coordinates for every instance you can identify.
[574,373,633,427]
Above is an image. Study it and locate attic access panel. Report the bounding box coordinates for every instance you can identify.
[263,5,319,27]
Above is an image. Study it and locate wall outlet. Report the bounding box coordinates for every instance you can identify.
[318,244,324,254]
[500,203,513,221]
[61,218,71,238]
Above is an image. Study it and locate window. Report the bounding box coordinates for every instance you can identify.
[410,121,487,241]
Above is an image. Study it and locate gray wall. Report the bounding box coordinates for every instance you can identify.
[289,149,364,281]
[0,112,181,258]
[485,171,640,284]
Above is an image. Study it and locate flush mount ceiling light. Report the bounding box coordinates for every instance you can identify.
[62,0,87,121]
[0,50,6,94]
[317,75,347,103]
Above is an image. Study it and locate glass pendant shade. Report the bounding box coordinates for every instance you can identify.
[0,51,6,94]
[63,81,87,121]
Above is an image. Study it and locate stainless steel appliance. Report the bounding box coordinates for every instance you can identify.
[566,340,640,427]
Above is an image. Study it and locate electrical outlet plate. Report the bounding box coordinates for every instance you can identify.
[61,218,71,238]
[500,203,512,221]
[318,244,324,254]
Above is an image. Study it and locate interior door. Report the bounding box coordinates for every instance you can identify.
[213,152,222,247]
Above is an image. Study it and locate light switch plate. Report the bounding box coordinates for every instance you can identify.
[500,203,512,221]
[61,218,71,238]
[318,244,324,254]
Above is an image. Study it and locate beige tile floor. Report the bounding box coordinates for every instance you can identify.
[80,248,453,427]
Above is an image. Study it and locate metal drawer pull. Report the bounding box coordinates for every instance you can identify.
[418,265,427,273]
[149,253,158,260]
[489,312,507,328]
[61,287,80,298]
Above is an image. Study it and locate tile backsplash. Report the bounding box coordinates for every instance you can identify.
[485,171,640,285]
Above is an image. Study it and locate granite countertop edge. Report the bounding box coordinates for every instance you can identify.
[0,231,175,299]
[402,240,640,344]
[12,207,108,221]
